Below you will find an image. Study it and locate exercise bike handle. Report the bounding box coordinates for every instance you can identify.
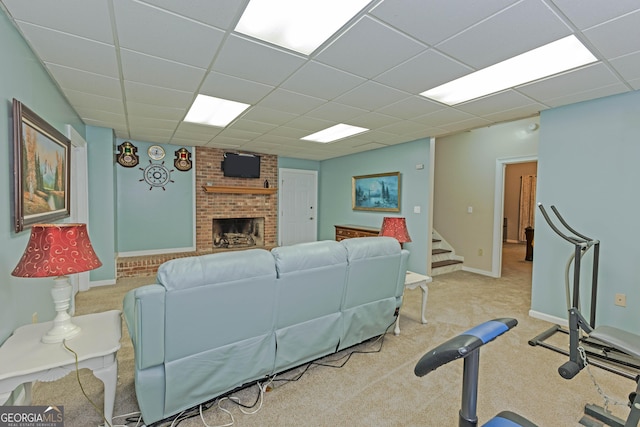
[415,318,517,377]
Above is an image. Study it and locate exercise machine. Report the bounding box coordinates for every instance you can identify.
[529,203,640,426]
[415,318,537,427]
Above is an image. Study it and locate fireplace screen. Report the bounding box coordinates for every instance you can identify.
[212,217,264,249]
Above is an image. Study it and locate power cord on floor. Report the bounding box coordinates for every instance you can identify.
[145,319,396,427]
[62,339,122,427]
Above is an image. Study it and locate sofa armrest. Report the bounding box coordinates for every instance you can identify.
[123,284,166,370]
[396,249,410,298]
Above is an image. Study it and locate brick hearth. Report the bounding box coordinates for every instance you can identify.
[117,147,278,278]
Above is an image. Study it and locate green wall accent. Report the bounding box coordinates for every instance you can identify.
[115,139,195,253]
[86,126,116,282]
[533,90,640,333]
[278,157,321,171]
[318,139,431,274]
[0,10,85,340]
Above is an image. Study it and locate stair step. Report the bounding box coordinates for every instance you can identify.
[432,259,463,269]
[432,248,451,255]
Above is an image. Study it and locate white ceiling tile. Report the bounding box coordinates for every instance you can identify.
[413,108,475,127]
[120,49,206,92]
[316,16,426,79]
[305,102,368,122]
[200,72,275,104]
[126,101,186,121]
[259,89,325,115]
[376,96,444,119]
[5,0,113,43]
[113,0,225,69]
[18,22,119,77]
[128,116,179,130]
[46,64,122,98]
[583,10,640,58]
[371,0,516,45]
[281,61,366,100]
[375,49,473,93]
[455,90,541,116]
[64,89,124,114]
[2,1,637,160]
[541,83,630,108]
[213,34,306,86]
[436,1,572,69]
[552,0,640,30]
[230,119,279,134]
[241,106,298,126]
[610,51,640,81]
[124,81,193,108]
[142,0,245,30]
[334,81,408,110]
[517,63,622,103]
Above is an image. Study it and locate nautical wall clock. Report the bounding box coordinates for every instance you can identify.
[140,160,174,190]
[116,141,139,167]
[147,145,166,160]
[174,147,192,171]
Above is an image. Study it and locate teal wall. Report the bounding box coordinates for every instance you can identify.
[86,126,116,282]
[532,90,640,334]
[278,157,321,171]
[0,10,85,340]
[115,139,195,253]
[318,139,431,274]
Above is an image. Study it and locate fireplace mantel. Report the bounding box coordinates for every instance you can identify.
[202,185,277,195]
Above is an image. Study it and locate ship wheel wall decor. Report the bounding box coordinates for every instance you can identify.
[140,160,174,190]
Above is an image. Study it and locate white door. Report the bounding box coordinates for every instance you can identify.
[279,168,317,246]
[67,126,90,313]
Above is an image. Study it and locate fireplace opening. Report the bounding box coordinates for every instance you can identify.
[213,217,264,249]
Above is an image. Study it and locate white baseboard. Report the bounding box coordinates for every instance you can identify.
[528,309,568,327]
[462,265,498,278]
[88,279,117,288]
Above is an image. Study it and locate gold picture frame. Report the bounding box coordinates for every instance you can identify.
[352,171,400,212]
[13,99,71,233]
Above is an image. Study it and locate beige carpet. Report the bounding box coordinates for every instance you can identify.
[30,243,635,426]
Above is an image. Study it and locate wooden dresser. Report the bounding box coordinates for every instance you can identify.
[334,224,380,241]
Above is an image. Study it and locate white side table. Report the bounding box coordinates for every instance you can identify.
[0,310,122,425]
[395,271,432,335]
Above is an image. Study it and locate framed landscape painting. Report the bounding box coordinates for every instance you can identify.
[13,99,71,233]
[352,171,400,212]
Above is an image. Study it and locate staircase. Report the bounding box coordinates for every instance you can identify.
[431,230,463,276]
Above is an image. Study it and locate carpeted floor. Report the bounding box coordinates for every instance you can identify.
[30,243,635,426]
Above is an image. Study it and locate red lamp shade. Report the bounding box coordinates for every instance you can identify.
[12,223,102,343]
[12,223,102,278]
[379,217,411,244]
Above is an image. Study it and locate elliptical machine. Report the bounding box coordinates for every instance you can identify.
[530,203,640,426]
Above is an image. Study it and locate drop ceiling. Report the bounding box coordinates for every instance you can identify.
[1,0,639,160]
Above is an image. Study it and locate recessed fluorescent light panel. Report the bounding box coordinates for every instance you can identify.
[420,35,597,105]
[184,94,250,127]
[235,0,371,55]
[302,123,369,143]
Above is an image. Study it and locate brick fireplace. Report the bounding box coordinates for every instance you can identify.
[195,147,278,252]
[117,147,278,278]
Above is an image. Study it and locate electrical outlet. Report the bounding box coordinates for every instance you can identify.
[32,312,38,323]
[478,248,483,256]
[615,293,626,307]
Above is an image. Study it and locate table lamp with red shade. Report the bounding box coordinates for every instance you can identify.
[12,223,102,343]
[379,217,411,248]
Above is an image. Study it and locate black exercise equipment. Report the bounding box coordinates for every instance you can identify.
[529,203,640,426]
[415,318,538,427]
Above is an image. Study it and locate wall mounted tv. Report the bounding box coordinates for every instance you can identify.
[221,152,261,178]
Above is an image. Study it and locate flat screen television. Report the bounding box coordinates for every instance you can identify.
[221,152,261,178]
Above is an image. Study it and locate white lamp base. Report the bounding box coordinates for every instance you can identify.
[42,276,81,344]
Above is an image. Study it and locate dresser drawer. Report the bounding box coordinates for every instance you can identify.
[335,225,380,241]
